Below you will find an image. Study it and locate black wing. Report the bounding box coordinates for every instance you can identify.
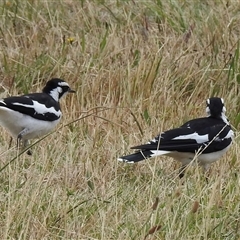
[0,93,61,121]
[131,118,233,154]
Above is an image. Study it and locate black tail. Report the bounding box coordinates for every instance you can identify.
[118,150,153,163]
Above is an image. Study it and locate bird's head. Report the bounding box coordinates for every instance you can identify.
[206,97,228,123]
[42,78,75,101]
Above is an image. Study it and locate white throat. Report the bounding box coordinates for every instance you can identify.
[49,87,62,101]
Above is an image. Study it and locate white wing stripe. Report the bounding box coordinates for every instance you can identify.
[13,101,61,116]
[173,132,208,143]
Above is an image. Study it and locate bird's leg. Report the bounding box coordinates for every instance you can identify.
[17,128,30,140]
[179,164,187,178]
[17,128,32,155]
[202,164,210,183]
[17,133,22,149]
[8,137,13,149]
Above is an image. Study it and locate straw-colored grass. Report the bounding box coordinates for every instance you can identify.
[0,0,239,239]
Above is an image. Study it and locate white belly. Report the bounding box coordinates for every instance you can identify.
[166,145,231,165]
[0,107,61,140]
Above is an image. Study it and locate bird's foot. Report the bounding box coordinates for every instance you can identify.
[179,165,187,179]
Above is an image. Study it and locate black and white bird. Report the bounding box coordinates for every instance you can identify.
[118,97,234,178]
[0,78,75,153]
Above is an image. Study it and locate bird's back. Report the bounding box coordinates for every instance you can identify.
[131,116,233,154]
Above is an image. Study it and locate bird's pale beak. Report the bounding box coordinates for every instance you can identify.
[68,89,76,93]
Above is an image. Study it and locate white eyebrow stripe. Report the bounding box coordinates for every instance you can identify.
[58,82,69,87]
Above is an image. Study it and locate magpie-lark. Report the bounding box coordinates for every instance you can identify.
[118,97,234,178]
[0,78,75,153]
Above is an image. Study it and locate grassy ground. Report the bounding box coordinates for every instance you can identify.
[0,0,239,239]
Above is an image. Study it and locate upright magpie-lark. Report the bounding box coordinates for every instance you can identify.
[118,97,234,178]
[0,78,75,152]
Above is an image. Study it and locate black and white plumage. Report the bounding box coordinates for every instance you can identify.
[118,97,234,178]
[0,78,75,151]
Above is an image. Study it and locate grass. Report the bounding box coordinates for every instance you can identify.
[0,0,239,239]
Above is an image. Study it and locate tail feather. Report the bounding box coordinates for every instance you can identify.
[118,150,170,163]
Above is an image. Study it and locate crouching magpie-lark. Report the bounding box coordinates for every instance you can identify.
[118,97,234,178]
[0,78,75,153]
